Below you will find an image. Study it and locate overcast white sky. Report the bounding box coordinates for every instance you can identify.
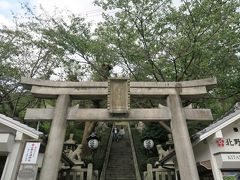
[0,0,104,27]
[0,0,181,27]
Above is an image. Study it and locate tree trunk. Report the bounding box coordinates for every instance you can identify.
[81,121,96,158]
[80,63,112,160]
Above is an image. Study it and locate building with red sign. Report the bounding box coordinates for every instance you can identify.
[160,103,240,180]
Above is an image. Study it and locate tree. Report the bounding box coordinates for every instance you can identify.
[0,7,114,158]
[95,0,240,114]
[93,0,240,143]
[95,0,173,81]
[1,0,239,160]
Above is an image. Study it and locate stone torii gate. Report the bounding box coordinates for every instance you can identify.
[21,77,217,180]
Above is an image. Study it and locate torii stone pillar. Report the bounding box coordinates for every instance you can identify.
[167,94,199,180]
[39,95,70,180]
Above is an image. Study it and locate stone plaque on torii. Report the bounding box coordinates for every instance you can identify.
[21,77,217,180]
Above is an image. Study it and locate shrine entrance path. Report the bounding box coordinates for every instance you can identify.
[105,126,137,180]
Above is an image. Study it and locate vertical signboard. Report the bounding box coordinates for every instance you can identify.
[21,142,40,164]
[17,142,40,180]
[108,78,130,113]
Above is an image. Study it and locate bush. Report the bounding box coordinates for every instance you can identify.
[93,128,111,171]
[131,128,158,172]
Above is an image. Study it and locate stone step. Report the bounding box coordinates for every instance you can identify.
[107,166,135,169]
[107,161,134,165]
[106,173,135,175]
[106,174,136,178]
[106,169,135,173]
[105,127,136,180]
[106,177,136,179]
[106,179,136,180]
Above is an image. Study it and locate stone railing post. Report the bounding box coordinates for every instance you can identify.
[87,163,93,180]
[146,164,153,180]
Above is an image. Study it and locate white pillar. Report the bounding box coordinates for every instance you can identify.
[207,138,223,180]
[1,132,24,180]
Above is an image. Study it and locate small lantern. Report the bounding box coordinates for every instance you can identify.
[64,133,77,153]
[87,133,100,150]
[143,137,154,150]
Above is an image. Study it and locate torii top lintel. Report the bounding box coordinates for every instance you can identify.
[21,77,217,99]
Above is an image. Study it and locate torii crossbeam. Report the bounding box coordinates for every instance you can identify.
[21,77,217,180]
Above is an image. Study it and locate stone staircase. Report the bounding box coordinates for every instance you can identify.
[105,127,137,180]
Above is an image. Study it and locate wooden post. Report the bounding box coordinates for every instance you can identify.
[162,172,166,180]
[39,95,70,180]
[72,172,77,180]
[87,163,93,180]
[143,172,147,180]
[167,94,199,180]
[156,172,160,180]
[167,171,172,180]
[93,170,98,180]
[80,172,84,180]
[147,164,153,180]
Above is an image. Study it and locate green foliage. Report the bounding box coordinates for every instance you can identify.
[80,127,111,171]
[131,128,158,172]
[39,122,51,134]
[66,122,84,144]
[93,128,111,171]
[223,176,237,180]
[0,0,240,144]
[0,2,239,177]
[95,0,172,81]
[142,122,168,144]
[95,0,240,118]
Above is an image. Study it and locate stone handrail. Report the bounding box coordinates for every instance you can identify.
[143,164,174,180]
[128,123,142,180]
[59,163,97,180]
[99,127,113,180]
